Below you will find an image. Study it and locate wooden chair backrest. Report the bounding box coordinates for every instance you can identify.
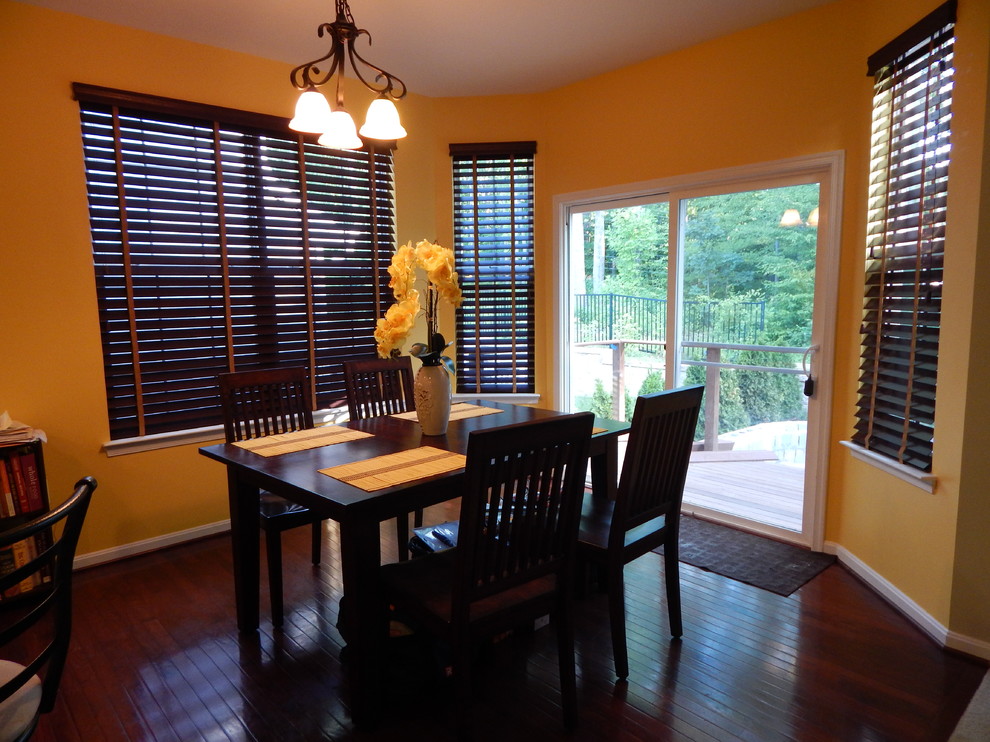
[0,477,96,715]
[342,357,415,421]
[216,367,314,443]
[613,385,704,537]
[454,412,594,609]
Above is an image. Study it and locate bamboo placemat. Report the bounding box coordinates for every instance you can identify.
[592,427,607,435]
[319,446,467,492]
[233,426,373,457]
[391,402,504,422]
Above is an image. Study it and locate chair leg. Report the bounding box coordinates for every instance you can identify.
[607,559,629,680]
[664,538,683,638]
[452,626,473,741]
[413,507,424,528]
[555,595,578,729]
[311,520,322,565]
[395,513,410,561]
[266,529,284,628]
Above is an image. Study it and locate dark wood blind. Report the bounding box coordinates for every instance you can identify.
[852,1,955,472]
[75,84,394,440]
[451,142,536,394]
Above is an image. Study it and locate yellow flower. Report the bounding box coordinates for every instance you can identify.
[388,242,417,300]
[415,240,463,307]
[374,292,420,358]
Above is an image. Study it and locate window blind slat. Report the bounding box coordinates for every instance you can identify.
[452,144,536,395]
[852,2,954,473]
[78,89,394,439]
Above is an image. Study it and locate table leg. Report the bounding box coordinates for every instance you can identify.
[590,436,620,500]
[338,515,385,724]
[227,469,260,631]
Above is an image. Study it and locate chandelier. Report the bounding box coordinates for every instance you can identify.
[288,0,407,150]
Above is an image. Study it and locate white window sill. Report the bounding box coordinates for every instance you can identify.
[840,440,937,494]
[102,395,540,457]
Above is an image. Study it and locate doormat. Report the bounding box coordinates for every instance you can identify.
[667,515,836,597]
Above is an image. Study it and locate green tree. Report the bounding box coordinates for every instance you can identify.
[590,378,613,419]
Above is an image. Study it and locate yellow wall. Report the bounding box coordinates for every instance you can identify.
[1,0,987,647]
[0,0,438,554]
[428,0,989,645]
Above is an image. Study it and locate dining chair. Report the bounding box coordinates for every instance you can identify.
[216,366,323,628]
[380,412,594,736]
[0,476,95,742]
[577,385,704,680]
[341,356,424,561]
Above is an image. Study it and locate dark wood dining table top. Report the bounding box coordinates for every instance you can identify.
[199,399,629,524]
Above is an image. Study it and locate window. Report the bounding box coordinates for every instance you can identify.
[451,142,536,394]
[852,1,956,472]
[75,84,394,440]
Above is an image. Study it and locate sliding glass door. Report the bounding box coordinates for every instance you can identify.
[557,156,840,547]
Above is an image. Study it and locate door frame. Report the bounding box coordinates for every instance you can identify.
[552,152,844,550]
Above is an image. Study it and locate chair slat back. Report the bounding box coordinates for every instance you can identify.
[614,386,704,535]
[342,357,415,421]
[455,413,594,605]
[216,367,314,443]
[0,477,95,714]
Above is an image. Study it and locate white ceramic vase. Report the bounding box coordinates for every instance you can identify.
[414,364,451,436]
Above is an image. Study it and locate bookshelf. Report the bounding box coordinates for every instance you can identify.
[0,439,52,600]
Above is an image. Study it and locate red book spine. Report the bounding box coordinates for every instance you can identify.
[7,455,30,515]
[0,462,12,517]
[19,452,43,512]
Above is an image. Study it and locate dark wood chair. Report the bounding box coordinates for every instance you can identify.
[380,412,594,736]
[0,476,96,742]
[217,366,323,628]
[577,385,704,680]
[342,356,423,561]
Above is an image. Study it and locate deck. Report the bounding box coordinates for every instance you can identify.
[683,453,805,531]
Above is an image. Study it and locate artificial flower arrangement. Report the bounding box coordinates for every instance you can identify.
[374,240,463,372]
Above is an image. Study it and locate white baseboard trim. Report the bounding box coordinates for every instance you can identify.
[74,520,231,570]
[826,540,990,662]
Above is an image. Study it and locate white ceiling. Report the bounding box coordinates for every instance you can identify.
[21,0,834,97]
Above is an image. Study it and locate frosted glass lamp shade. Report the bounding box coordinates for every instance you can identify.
[779,208,803,227]
[317,110,364,150]
[289,89,333,134]
[806,207,820,227]
[359,97,407,140]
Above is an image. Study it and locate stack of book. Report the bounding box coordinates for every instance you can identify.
[0,413,51,599]
[0,444,45,518]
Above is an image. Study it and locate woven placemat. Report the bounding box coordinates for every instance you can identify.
[391,403,504,422]
[233,426,373,457]
[320,446,467,491]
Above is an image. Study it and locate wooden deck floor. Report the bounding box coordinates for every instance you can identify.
[683,458,805,531]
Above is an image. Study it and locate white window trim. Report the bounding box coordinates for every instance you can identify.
[840,440,937,494]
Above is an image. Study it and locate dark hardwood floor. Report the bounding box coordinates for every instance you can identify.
[34,503,986,742]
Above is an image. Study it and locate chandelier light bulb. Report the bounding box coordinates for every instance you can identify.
[359,97,408,140]
[289,89,334,134]
[317,109,364,150]
[779,208,804,227]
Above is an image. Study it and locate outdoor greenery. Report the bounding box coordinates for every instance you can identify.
[576,184,818,435]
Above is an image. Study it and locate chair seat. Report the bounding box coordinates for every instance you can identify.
[578,496,668,554]
[258,492,318,530]
[0,660,41,742]
[381,550,558,634]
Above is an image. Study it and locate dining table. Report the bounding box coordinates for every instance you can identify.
[199,399,629,722]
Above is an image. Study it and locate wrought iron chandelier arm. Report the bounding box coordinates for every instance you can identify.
[347,43,407,100]
[289,24,345,90]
